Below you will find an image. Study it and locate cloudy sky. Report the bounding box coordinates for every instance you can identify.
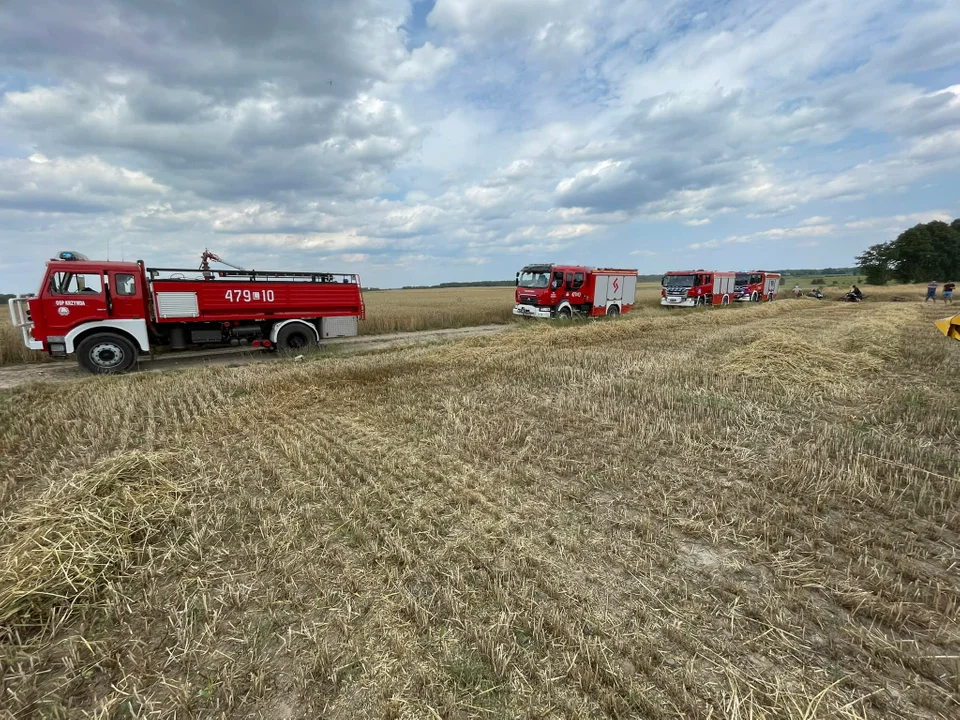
[1,0,958,290]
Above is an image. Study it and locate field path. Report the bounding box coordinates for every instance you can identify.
[0,323,512,389]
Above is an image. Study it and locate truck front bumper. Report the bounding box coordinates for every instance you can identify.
[513,304,552,319]
[7,296,43,350]
[660,296,696,307]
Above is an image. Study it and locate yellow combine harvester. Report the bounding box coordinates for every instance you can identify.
[935,314,960,340]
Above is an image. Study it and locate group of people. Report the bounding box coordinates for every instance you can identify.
[926,281,955,303]
[789,281,954,303]
[791,284,858,300]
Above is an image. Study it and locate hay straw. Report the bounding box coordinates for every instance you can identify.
[0,451,196,631]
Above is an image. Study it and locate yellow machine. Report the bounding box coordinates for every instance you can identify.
[935,314,960,341]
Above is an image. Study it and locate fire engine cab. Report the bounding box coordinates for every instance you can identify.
[513,264,638,319]
[7,250,365,374]
[734,270,781,302]
[661,270,737,307]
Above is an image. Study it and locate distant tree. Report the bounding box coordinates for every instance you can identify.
[857,219,960,284]
[811,277,825,285]
[856,244,892,285]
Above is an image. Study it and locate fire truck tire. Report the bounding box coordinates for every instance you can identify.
[557,306,572,319]
[606,305,620,318]
[751,291,760,303]
[276,322,318,352]
[697,296,706,307]
[76,332,138,374]
[722,295,731,305]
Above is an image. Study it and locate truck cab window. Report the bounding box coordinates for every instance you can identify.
[116,273,136,296]
[50,272,103,295]
[565,272,573,285]
[572,272,584,290]
[518,272,549,288]
[703,275,712,285]
[551,271,564,289]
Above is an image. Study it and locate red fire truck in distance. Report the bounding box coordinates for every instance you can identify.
[734,270,781,302]
[660,270,737,307]
[514,264,638,319]
[7,250,365,374]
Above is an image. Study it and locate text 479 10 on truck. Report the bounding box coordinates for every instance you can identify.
[7,250,365,374]
[513,264,638,319]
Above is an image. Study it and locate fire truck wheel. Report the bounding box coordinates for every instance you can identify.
[276,322,318,352]
[606,305,620,318]
[696,296,706,307]
[77,332,138,374]
[751,291,760,302]
[557,306,572,319]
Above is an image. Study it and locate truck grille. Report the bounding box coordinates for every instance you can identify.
[519,296,538,306]
[664,286,691,295]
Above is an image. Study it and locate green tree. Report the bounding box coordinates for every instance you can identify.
[855,244,892,285]
[857,219,960,284]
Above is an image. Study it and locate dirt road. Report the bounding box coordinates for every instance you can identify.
[0,324,513,390]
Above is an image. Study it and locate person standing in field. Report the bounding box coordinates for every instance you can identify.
[943,281,955,304]
[926,281,938,302]
[793,284,803,298]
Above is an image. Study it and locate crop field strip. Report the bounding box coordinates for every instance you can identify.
[0,301,958,718]
[1,282,938,368]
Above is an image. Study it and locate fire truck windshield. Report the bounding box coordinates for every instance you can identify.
[663,274,696,287]
[518,271,550,288]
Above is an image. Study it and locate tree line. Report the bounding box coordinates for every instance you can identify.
[857,219,960,285]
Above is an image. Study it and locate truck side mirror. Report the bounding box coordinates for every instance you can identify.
[515,272,519,287]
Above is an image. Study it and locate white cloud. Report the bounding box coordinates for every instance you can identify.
[428,0,580,43]
[1,0,959,290]
[0,155,167,213]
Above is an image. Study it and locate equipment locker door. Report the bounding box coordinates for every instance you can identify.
[594,275,608,303]
[609,275,624,301]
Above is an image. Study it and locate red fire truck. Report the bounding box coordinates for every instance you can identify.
[660,270,737,307]
[734,270,781,302]
[513,264,638,319]
[7,250,365,374]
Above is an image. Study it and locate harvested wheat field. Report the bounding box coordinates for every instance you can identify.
[1,301,958,719]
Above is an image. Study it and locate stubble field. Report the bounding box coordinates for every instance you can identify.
[3,282,944,367]
[1,299,957,719]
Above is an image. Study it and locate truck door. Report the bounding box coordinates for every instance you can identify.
[43,269,109,334]
[108,270,146,319]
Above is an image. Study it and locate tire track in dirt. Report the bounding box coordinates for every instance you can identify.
[0,324,514,390]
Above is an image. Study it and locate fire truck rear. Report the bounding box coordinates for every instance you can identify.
[7,250,365,374]
[513,264,638,319]
[734,270,781,302]
[660,270,737,307]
